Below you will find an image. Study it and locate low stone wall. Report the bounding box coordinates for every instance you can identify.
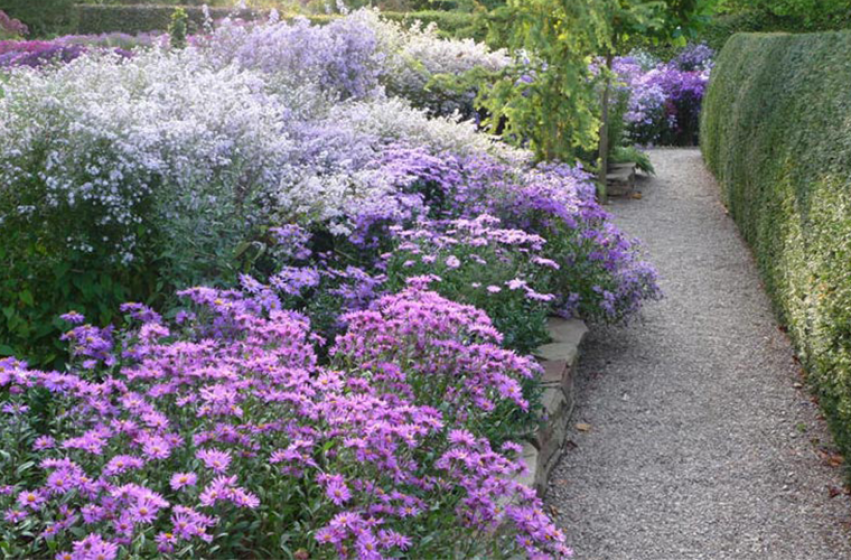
[517,317,588,496]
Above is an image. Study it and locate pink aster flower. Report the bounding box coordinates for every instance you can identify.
[103,455,145,476]
[196,448,232,473]
[315,526,343,545]
[129,498,160,524]
[17,489,45,511]
[33,435,55,450]
[230,488,260,509]
[72,534,118,560]
[199,475,237,507]
[46,469,77,495]
[4,509,27,523]
[155,531,177,554]
[142,436,172,460]
[448,429,476,447]
[325,478,351,506]
[170,472,198,491]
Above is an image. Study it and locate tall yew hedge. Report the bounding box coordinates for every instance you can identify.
[701,31,851,457]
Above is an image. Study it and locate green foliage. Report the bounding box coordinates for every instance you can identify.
[0,232,158,368]
[476,0,611,163]
[606,87,630,152]
[701,30,851,462]
[611,145,655,175]
[168,7,188,49]
[0,0,75,37]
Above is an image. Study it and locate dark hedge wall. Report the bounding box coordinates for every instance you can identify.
[71,4,481,37]
[74,5,256,35]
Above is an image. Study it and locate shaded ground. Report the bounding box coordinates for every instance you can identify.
[547,149,851,559]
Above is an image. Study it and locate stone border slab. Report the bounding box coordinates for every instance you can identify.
[516,318,588,496]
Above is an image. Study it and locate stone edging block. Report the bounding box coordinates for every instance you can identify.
[515,318,587,496]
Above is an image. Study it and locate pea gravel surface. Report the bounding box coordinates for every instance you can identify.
[546,149,851,560]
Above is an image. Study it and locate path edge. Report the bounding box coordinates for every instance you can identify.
[517,318,588,496]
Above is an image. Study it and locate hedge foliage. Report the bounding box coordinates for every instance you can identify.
[72,4,481,37]
[74,4,256,35]
[701,31,851,458]
[697,11,851,51]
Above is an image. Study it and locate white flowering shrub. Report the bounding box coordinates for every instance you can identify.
[0,49,292,266]
[381,21,510,118]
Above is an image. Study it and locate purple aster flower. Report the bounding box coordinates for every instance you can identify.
[33,435,55,450]
[59,311,85,325]
[72,534,118,560]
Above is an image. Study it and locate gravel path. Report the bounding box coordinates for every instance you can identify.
[546,149,851,559]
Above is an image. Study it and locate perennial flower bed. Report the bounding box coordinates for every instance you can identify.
[0,8,662,558]
[0,290,570,558]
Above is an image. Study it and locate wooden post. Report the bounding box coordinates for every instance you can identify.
[597,51,614,205]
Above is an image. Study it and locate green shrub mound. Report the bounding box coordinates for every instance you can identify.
[701,30,851,458]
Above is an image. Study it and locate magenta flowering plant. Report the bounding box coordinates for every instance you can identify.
[385,214,558,354]
[0,288,571,559]
[333,285,544,444]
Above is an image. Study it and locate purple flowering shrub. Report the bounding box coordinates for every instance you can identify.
[241,224,387,346]
[205,10,387,101]
[246,149,658,349]
[615,45,713,146]
[0,41,88,68]
[0,32,165,69]
[437,157,661,322]
[0,289,571,559]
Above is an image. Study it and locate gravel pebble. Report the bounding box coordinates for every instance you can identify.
[546,149,851,559]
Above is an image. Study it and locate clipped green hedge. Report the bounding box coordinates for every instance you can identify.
[73,5,256,34]
[72,4,480,37]
[701,31,851,457]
